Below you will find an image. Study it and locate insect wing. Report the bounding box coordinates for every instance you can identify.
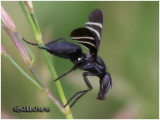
[71,28,97,55]
[85,9,103,51]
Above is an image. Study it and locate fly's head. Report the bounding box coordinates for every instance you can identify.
[97,72,112,100]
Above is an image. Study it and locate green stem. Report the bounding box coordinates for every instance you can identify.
[29,65,47,88]
[30,12,41,34]
[2,52,64,113]
[19,2,39,40]
[19,2,73,119]
[15,32,35,64]
[5,54,43,92]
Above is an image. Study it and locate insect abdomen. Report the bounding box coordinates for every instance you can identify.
[45,41,83,60]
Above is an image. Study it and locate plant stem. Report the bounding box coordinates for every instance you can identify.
[19,2,73,119]
[2,5,66,116]
[5,53,44,92]
[1,50,64,113]
[29,65,47,88]
[15,31,35,64]
[2,23,43,89]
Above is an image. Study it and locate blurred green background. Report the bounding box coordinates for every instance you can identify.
[1,1,159,119]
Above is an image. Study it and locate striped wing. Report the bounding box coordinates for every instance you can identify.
[71,9,103,58]
[71,28,97,55]
[85,9,103,51]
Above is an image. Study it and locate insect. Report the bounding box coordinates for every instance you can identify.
[23,9,112,108]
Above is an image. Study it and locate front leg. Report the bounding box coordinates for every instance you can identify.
[64,72,96,108]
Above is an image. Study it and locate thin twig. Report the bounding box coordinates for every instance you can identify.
[1,45,64,113]
[19,1,73,119]
[1,6,65,114]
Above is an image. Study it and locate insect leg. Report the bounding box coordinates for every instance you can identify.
[39,38,67,50]
[22,38,48,50]
[46,37,67,45]
[22,38,67,50]
[54,66,78,81]
[63,90,88,108]
[70,91,88,108]
[22,38,38,46]
[64,72,96,108]
[54,61,86,81]
[54,67,76,81]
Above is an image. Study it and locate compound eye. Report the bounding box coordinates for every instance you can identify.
[101,73,112,93]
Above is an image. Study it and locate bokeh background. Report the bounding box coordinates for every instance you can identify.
[1,1,159,119]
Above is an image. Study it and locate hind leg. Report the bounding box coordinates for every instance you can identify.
[38,38,67,50]
[46,38,67,45]
[22,37,67,50]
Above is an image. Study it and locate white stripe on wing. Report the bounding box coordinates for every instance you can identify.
[85,22,102,28]
[71,36,94,40]
[86,26,101,40]
[77,41,96,47]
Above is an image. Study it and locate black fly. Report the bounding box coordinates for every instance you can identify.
[23,9,112,108]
